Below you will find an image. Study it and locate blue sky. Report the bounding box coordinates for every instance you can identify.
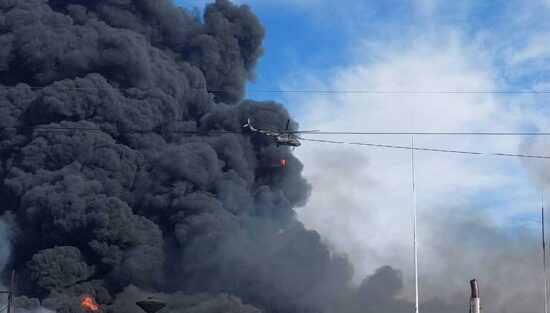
[177,0,550,97]
[174,0,550,306]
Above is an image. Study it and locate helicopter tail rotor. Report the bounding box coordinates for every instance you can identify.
[243,118,258,132]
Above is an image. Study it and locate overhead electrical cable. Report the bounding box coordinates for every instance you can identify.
[299,137,550,160]
[1,85,550,94]
[2,126,550,136]
[1,124,549,159]
[304,132,550,136]
[0,126,242,134]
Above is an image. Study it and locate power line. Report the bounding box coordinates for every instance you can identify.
[2,85,550,94]
[1,124,549,160]
[3,126,550,136]
[243,90,550,94]
[303,132,550,136]
[299,137,550,160]
[0,126,242,134]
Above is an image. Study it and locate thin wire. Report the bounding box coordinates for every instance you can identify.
[4,125,550,136]
[2,124,550,159]
[544,189,548,313]
[2,85,550,94]
[299,138,550,160]
[248,90,550,94]
[0,126,242,134]
[307,132,550,136]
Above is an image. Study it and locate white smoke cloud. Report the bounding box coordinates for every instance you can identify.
[290,32,549,312]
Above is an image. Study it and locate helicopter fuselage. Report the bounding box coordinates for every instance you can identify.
[273,134,301,147]
[243,119,304,147]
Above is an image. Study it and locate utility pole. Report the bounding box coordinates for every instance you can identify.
[0,271,15,313]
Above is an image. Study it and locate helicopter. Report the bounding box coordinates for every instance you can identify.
[242,118,318,147]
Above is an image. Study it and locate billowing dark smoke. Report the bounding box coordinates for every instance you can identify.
[0,1,362,313]
[0,1,503,312]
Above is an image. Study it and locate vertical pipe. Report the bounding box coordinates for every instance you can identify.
[411,114,418,313]
[469,279,481,313]
[543,190,548,313]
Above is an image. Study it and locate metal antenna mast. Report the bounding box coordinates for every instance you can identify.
[543,190,548,313]
[0,271,15,313]
[411,114,419,313]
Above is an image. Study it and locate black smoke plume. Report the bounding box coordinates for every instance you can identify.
[0,1,493,312]
[0,1,361,312]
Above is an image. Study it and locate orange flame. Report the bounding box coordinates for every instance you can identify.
[81,296,99,311]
